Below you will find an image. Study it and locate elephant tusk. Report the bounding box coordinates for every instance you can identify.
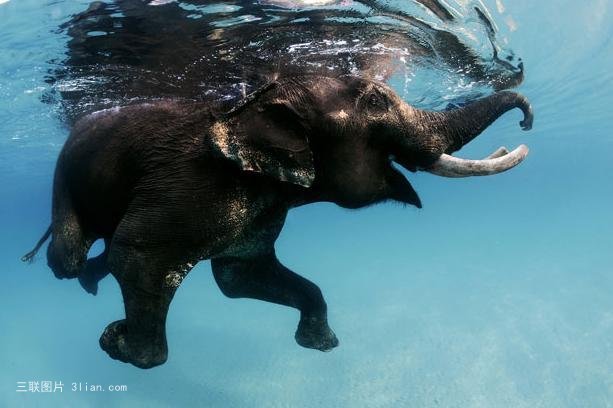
[426,144,529,177]
[484,146,509,159]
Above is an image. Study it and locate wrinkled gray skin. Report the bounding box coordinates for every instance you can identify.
[23,75,533,368]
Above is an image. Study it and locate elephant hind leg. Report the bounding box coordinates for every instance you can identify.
[47,209,93,280]
[211,251,339,352]
[78,239,111,295]
[47,168,94,279]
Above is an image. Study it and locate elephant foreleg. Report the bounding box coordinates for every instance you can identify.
[211,252,339,351]
[101,246,188,369]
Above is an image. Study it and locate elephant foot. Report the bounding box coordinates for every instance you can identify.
[78,255,110,296]
[295,316,339,352]
[99,320,167,369]
[78,273,99,295]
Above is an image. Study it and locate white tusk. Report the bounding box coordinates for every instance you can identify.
[484,146,509,159]
[426,145,529,178]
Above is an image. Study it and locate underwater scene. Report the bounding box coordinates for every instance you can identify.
[1,0,612,406]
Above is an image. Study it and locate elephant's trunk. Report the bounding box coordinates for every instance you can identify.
[410,91,533,177]
[420,91,533,154]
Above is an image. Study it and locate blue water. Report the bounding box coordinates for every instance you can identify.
[1,0,612,407]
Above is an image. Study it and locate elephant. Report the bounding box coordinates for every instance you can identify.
[22,74,533,368]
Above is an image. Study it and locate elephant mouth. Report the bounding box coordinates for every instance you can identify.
[424,144,530,177]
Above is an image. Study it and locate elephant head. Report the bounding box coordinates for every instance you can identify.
[209,75,533,208]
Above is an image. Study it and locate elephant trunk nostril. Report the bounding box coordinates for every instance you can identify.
[517,94,534,130]
[415,91,534,153]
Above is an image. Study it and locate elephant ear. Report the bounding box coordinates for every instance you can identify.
[210,96,315,187]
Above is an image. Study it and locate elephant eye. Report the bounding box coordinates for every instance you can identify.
[366,91,389,112]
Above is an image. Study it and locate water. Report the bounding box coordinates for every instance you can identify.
[1,0,612,406]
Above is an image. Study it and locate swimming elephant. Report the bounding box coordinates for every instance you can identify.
[23,75,533,368]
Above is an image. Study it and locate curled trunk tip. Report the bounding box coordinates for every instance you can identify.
[418,91,534,153]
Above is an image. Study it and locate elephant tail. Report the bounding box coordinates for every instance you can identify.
[21,225,52,263]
